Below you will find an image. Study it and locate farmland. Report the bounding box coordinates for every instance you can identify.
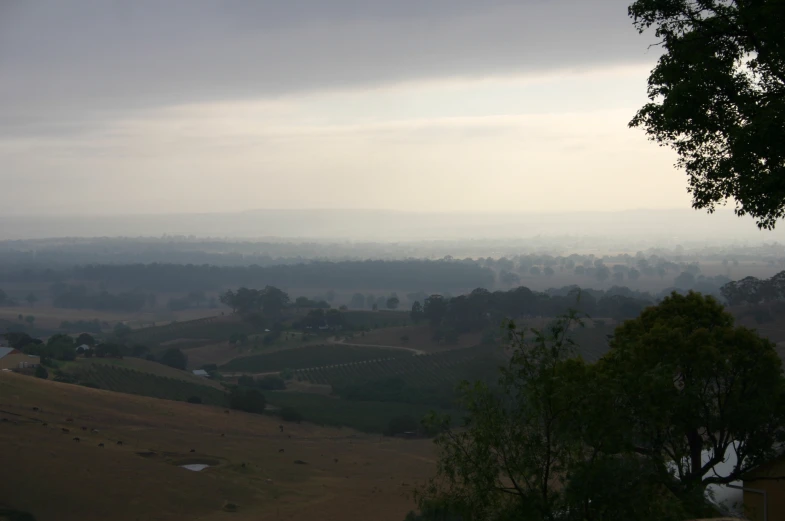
[0,372,436,521]
[127,314,256,350]
[292,345,500,386]
[65,363,228,406]
[221,344,415,373]
[262,391,454,434]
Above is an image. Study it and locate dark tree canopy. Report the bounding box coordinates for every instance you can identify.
[629,0,785,229]
[159,348,188,370]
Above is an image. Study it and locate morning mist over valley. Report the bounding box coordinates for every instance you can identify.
[1,1,784,520]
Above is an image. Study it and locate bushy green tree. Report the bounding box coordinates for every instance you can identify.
[415,294,785,519]
[630,0,785,229]
[159,348,187,370]
[229,387,266,414]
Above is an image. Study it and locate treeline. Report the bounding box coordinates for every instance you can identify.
[414,285,654,337]
[50,283,155,312]
[720,270,785,305]
[0,260,495,293]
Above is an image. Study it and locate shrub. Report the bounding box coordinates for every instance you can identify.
[34,366,48,379]
[159,348,187,370]
[187,396,203,404]
[257,375,286,390]
[279,407,303,423]
[229,387,266,414]
[384,415,420,436]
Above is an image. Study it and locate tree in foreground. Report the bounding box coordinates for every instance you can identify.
[599,291,785,497]
[629,0,785,229]
[414,293,785,520]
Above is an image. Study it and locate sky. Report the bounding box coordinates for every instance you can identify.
[0,0,691,217]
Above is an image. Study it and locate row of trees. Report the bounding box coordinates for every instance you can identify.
[413,293,785,519]
[720,270,785,306]
[49,283,154,312]
[66,260,495,293]
[411,286,654,335]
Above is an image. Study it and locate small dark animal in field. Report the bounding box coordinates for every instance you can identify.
[293,460,307,465]
[278,449,284,453]
[116,441,123,445]
[42,423,48,427]
[73,437,80,442]
[91,429,99,434]
[61,428,70,433]
[66,418,73,422]
[287,434,292,439]
[279,425,284,432]
[334,458,338,463]
[190,449,196,453]
[32,407,39,411]
[81,426,87,431]
[98,443,104,447]
[220,433,225,437]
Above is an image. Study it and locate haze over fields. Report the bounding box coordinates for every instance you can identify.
[2,1,784,521]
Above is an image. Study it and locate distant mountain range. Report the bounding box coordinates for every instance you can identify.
[0,208,782,243]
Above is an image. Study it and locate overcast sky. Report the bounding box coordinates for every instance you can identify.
[0,0,691,217]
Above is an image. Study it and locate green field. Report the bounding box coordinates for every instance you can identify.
[66,364,228,406]
[343,310,411,329]
[293,345,501,386]
[128,316,257,349]
[221,344,414,373]
[262,391,454,433]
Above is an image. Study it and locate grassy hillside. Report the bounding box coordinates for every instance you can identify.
[64,357,225,389]
[0,372,435,521]
[221,344,414,373]
[127,315,255,350]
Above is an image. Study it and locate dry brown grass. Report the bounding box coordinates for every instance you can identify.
[0,372,435,521]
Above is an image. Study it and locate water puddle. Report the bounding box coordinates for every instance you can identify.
[181,463,212,472]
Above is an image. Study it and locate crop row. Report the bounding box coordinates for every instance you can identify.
[71,365,227,405]
[220,344,412,372]
[293,345,496,386]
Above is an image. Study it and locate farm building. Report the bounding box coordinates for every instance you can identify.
[76,344,91,353]
[0,347,40,370]
[742,449,785,521]
[192,369,209,377]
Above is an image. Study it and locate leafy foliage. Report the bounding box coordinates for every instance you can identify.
[415,295,785,519]
[159,348,188,370]
[629,0,785,229]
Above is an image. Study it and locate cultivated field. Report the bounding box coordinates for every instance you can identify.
[0,372,436,521]
[221,344,415,374]
[293,345,499,387]
[0,305,219,331]
[345,324,482,353]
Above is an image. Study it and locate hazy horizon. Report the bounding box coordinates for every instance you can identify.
[1,207,783,244]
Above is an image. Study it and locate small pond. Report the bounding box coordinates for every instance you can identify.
[181,463,212,472]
